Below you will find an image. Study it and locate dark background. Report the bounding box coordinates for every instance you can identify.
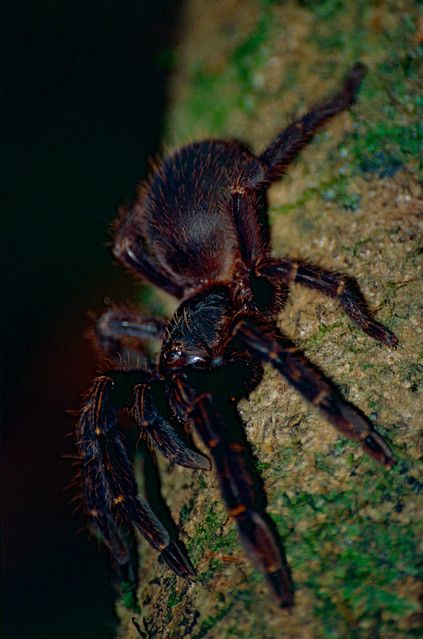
[2,1,181,637]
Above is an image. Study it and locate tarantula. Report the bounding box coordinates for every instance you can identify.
[77,63,398,608]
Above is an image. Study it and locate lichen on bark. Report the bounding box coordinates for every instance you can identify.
[117,1,422,637]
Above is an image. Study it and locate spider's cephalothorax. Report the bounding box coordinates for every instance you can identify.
[77,64,398,608]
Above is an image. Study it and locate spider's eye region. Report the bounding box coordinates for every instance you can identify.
[163,344,186,367]
[163,342,208,369]
[168,346,183,361]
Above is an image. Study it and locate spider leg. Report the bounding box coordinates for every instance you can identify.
[259,63,366,182]
[133,382,211,470]
[234,319,395,467]
[175,382,293,607]
[77,374,195,582]
[97,308,167,345]
[257,257,398,347]
[94,308,167,365]
[113,206,184,297]
[231,186,266,267]
[138,445,198,579]
[88,312,201,578]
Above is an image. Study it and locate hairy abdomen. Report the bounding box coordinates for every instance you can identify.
[142,140,263,288]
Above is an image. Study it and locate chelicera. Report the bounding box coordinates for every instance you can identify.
[77,63,398,608]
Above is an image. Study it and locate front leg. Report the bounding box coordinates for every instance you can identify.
[173,380,293,608]
[133,382,210,470]
[258,257,398,347]
[234,319,396,467]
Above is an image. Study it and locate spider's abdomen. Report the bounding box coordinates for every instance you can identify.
[142,140,263,288]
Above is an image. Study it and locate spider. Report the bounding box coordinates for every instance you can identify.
[77,63,398,609]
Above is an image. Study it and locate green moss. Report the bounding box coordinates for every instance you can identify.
[223,626,244,638]
[197,475,207,490]
[230,2,275,113]
[179,496,196,525]
[169,1,277,140]
[353,122,422,172]
[302,321,344,349]
[199,557,222,584]
[167,590,182,609]
[120,581,140,613]
[358,150,403,178]
[255,460,272,473]
[305,0,362,58]
[400,363,423,393]
[300,0,345,20]
[267,456,422,635]
[314,452,333,474]
[352,38,423,174]
[188,64,236,135]
[187,500,228,562]
[269,180,334,217]
[270,174,362,217]
[195,599,236,639]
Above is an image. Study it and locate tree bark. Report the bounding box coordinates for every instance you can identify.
[118,1,422,637]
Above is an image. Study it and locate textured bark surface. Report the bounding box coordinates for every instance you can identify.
[117,1,422,637]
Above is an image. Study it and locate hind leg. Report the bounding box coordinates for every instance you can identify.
[259,63,366,181]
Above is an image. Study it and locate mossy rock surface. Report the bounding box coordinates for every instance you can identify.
[118,1,422,637]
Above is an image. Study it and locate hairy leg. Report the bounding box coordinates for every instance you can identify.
[95,308,167,364]
[174,380,293,607]
[133,382,210,470]
[257,257,398,347]
[97,308,167,343]
[114,206,184,297]
[77,374,196,580]
[259,63,366,182]
[230,186,267,267]
[234,319,395,467]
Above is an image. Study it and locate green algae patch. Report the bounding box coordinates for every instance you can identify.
[119,581,140,614]
[271,479,421,636]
